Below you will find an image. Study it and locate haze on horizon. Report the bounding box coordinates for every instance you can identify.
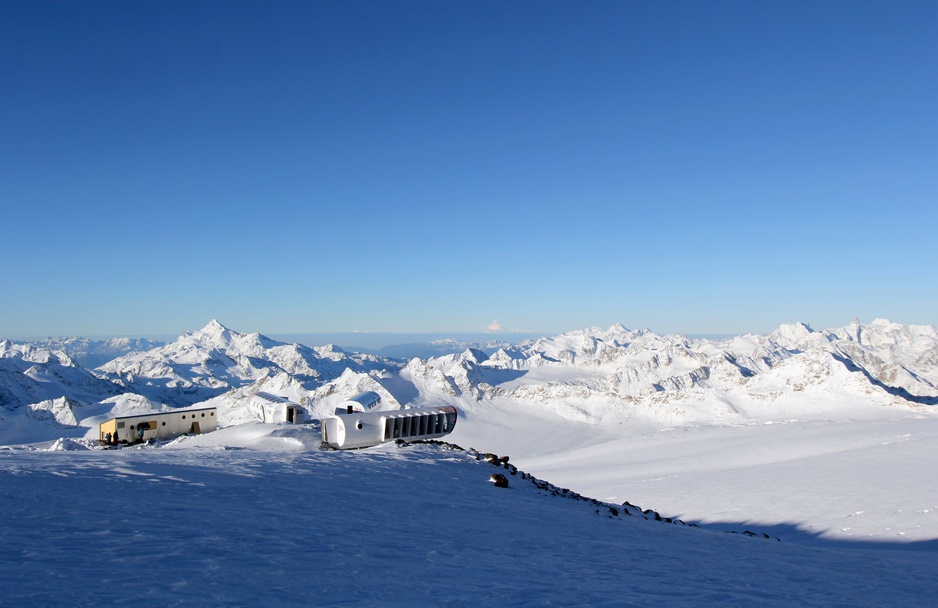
[2,1,936,339]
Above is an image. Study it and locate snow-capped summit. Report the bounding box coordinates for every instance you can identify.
[0,341,122,410]
[2,317,936,448]
[96,321,398,407]
[185,319,235,346]
[401,318,938,426]
[767,322,819,350]
[821,318,938,398]
[32,336,165,368]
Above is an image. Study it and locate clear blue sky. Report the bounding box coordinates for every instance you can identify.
[2,1,936,339]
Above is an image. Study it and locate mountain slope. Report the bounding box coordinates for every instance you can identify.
[402,319,937,428]
[95,320,398,406]
[0,340,123,410]
[31,336,165,368]
[1,436,936,606]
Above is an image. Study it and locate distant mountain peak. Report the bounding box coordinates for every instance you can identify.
[183,320,239,348]
[201,319,231,335]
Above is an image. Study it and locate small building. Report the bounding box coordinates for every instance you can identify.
[335,391,382,415]
[321,405,457,450]
[99,407,217,444]
[250,392,306,424]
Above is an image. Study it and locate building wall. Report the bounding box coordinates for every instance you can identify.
[99,408,217,444]
[249,397,305,424]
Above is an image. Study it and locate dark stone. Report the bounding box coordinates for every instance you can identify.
[490,473,509,488]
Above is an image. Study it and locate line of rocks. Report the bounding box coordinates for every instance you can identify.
[401,439,780,542]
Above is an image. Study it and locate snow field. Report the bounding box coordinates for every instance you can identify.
[1,434,937,606]
[451,408,938,544]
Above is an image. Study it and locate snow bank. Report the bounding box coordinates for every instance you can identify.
[1,439,936,606]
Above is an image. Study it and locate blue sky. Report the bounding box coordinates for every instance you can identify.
[2,1,936,339]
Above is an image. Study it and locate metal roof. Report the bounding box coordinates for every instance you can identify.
[106,407,217,422]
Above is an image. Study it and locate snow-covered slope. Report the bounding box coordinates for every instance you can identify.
[32,336,165,368]
[0,340,123,410]
[2,318,937,545]
[1,432,936,606]
[404,319,937,429]
[7,318,934,436]
[95,320,398,406]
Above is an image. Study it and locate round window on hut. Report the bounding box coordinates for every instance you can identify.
[182,415,186,419]
[161,422,166,426]
[201,413,205,417]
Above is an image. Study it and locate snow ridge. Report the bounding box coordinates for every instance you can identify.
[31,336,165,368]
[404,319,938,426]
[94,320,397,407]
[0,340,123,410]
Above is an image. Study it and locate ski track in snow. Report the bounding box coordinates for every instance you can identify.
[1,441,937,606]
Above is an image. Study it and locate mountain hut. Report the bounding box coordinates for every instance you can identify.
[99,407,217,445]
[250,392,306,424]
[335,391,382,415]
[321,405,457,450]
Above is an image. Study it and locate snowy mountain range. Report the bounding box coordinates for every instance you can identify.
[0,340,123,410]
[30,336,165,368]
[1,317,936,442]
[396,318,938,427]
[94,319,393,406]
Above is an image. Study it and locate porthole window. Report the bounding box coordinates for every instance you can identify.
[201,413,205,417]
[211,412,215,416]
[161,422,166,426]
[182,415,186,419]
[356,420,363,430]
[130,425,135,430]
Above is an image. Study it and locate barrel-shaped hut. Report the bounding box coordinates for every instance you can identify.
[321,405,457,450]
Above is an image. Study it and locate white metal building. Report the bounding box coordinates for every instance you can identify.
[335,391,382,415]
[321,405,457,450]
[250,392,306,424]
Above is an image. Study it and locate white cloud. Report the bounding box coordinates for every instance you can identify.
[484,320,504,333]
